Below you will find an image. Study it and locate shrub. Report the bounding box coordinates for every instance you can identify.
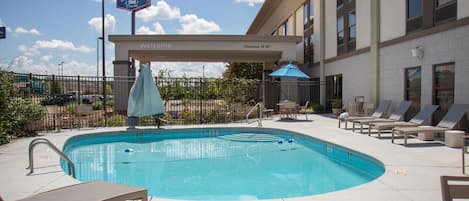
[106,115,125,127]
[310,103,325,113]
[331,99,343,109]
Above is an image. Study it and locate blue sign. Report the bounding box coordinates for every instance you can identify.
[117,0,151,12]
[0,27,5,39]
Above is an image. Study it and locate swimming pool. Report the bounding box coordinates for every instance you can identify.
[62,128,384,200]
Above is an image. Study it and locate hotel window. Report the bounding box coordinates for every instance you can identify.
[304,3,309,27]
[326,74,343,111]
[348,11,356,51]
[406,0,423,33]
[337,16,345,54]
[405,67,421,121]
[337,0,355,55]
[303,0,315,66]
[304,1,315,28]
[309,0,314,23]
[435,0,457,24]
[433,63,455,125]
[304,32,314,66]
[406,0,457,33]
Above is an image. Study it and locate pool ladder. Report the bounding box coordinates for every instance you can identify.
[246,102,263,127]
[27,138,76,178]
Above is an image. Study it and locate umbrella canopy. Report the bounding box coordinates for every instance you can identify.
[269,63,310,79]
[127,65,164,117]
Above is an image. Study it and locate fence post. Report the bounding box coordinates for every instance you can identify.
[198,78,202,124]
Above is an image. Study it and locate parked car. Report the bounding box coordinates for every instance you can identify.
[41,93,75,106]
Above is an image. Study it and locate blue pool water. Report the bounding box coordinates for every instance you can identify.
[62,128,384,200]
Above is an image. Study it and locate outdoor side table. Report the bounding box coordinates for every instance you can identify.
[445,130,464,148]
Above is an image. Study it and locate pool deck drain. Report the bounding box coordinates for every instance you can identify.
[0,114,463,201]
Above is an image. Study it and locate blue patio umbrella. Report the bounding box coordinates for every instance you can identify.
[269,63,310,101]
[269,63,310,79]
[127,64,164,117]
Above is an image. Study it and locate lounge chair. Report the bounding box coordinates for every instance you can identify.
[392,104,469,145]
[367,104,439,137]
[298,101,309,120]
[338,100,391,129]
[17,180,148,201]
[441,176,469,201]
[351,100,412,133]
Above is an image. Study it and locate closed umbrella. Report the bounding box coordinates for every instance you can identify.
[127,64,164,127]
[269,63,310,100]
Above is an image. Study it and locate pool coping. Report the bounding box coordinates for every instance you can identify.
[0,114,463,201]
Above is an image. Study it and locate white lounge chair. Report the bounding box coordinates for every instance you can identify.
[392,104,469,145]
[351,100,412,133]
[338,100,391,129]
[367,104,439,137]
[17,180,148,201]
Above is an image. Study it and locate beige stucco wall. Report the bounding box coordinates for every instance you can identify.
[380,0,406,42]
[458,0,469,19]
[356,0,371,49]
[325,0,337,59]
[250,0,306,35]
[295,6,304,37]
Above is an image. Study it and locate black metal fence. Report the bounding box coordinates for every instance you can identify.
[9,72,265,131]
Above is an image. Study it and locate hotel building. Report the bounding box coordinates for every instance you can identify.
[247,0,469,123]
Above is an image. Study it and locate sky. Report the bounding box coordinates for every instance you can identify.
[0,0,264,77]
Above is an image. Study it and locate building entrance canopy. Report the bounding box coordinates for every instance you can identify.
[109,34,301,63]
[108,34,301,113]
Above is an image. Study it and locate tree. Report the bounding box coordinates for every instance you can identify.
[223,63,263,80]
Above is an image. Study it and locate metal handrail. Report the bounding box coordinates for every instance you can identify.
[27,138,76,178]
[246,102,263,127]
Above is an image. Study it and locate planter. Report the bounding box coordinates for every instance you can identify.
[332,108,342,116]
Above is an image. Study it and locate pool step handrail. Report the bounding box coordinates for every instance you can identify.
[27,138,76,178]
[246,102,263,127]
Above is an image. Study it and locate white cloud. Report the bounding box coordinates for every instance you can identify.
[136,0,181,22]
[40,54,53,63]
[33,39,94,53]
[6,27,12,32]
[150,62,226,78]
[14,27,41,35]
[88,14,116,34]
[178,14,221,34]
[235,0,264,7]
[137,22,166,34]
[18,45,40,56]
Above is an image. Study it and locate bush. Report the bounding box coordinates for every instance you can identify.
[106,115,125,127]
[310,103,325,113]
[331,99,343,109]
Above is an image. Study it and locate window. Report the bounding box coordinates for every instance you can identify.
[337,16,345,54]
[406,0,423,33]
[284,19,288,36]
[309,0,314,22]
[304,32,314,65]
[337,0,343,8]
[406,0,457,33]
[337,0,355,55]
[348,11,356,50]
[433,63,455,125]
[435,0,457,24]
[405,67,421,121]
[326,74,343,111]
[304,3,309,27]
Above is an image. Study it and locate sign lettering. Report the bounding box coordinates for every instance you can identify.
[243,44,271,49]
[140,43,172,49]
[0,27,5,39]
[117,0,151,12]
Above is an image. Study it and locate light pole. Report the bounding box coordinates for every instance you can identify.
[58,61,64,76]
[102,0,107,122]
[97,37,103,94]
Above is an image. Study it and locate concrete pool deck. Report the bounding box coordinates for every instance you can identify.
[0,114,464,201]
